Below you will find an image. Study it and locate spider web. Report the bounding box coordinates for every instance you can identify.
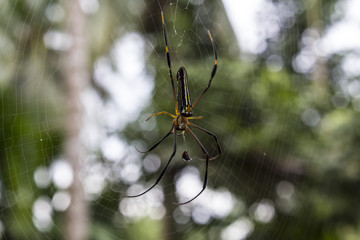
[1,0,359,239]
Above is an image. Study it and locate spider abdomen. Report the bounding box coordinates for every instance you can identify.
[176,67,193,117]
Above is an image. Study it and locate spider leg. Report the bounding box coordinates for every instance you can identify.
[146,111,176,121]
[135,123,174,153]
[187,116,203,120]
[188,122,221,160]
[192,30,217,108]
[161,11,178,115]
[174,126,210,205]
[176,130,185,136]
[125,129,177,198]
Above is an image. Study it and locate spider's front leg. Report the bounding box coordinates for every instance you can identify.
[135,122,174,153]
[174,126,210,205]
[188,122,221,160]
[126,125,178,198]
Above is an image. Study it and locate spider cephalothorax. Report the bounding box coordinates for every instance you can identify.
[175,114,188,131]
[125,11,221,205]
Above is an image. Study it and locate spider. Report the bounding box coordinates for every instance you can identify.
[125,11,221,205]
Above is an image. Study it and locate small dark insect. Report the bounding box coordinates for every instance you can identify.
[182,151,192,161]
[125,11,221,205]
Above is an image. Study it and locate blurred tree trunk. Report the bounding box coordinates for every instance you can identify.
[305,0,329,103]
[162,167,181,240]
[63,1,89,240]
[163,167,182,240]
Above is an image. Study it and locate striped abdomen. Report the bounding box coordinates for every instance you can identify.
[176,67,193,117]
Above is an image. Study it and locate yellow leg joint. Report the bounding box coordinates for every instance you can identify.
[146,111,176,121]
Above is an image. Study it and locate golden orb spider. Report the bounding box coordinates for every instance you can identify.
[125,11,221,205]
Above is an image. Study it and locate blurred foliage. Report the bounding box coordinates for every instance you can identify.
[1,0,360,240]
